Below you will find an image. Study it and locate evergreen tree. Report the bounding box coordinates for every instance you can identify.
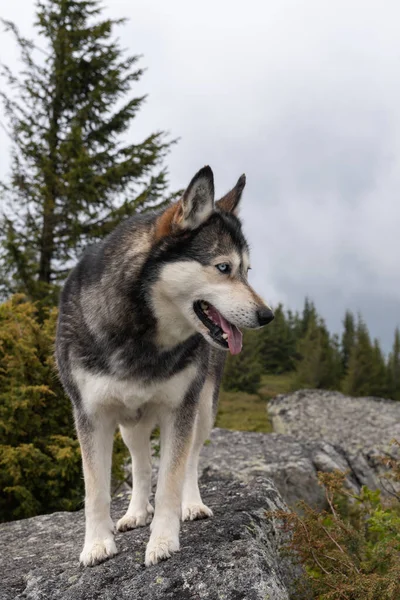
[0,0,176,303]
[301,297,317,336]
[370,339,387,397]
[330,333,344,389]
[387,328,400,401]
[222,330,263,394]
[287,308,303,343]
[341,311,356,375]
[294,312,342,391]
[259,304,297,374]
[342,318,387,397]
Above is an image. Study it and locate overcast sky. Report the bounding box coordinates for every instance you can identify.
[1,0,399,350]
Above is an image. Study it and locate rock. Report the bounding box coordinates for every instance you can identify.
[268,390,400,498]
[268,390,400,451]
[5,389,397,599]
[0,468,302,600]
[198,429,361,508]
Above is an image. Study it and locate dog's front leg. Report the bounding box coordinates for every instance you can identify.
[76,410,117,567]
[145,386,199,566]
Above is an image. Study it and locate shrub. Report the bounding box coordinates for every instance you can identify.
[0,295,126,521]
[270,440,400,600]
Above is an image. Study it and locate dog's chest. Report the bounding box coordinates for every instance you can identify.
[73,364,198,418]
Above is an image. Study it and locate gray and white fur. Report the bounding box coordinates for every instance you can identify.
[56,166,274,567]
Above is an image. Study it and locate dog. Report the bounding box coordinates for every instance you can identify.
[55,166,274,567]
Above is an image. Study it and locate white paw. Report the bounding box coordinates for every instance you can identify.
[117,503,154,531]
[79,537,117,567]
[182,502,213,521]
[145,534,179,566]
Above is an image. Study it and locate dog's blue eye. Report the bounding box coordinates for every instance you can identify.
[216,263,231,274]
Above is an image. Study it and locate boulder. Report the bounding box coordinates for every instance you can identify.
[4,389,397,599]
[0,466,302,600]
[198,429,361,508]
[268,389,400,498]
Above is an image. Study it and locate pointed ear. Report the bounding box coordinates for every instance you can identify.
[175,166,215,230]
[216,174,246,215]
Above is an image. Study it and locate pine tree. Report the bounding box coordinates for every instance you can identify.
[370,339,387,397]
[294,312,342,391]
[387,328,400,400]
[259,304,297,374]
[341,311,356,375]
[0,0,176,303]
[301,297,317,336]
[342,318,387,397]
[222,330,263,394]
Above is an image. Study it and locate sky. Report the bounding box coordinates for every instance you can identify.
[0,0,399,351]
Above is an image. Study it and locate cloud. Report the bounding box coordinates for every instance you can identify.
[1,0,399,349]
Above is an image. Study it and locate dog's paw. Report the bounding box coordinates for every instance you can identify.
[79,537,117,567]
[117,503,154,531]
[182,502,213,521]
[145,533,180,566]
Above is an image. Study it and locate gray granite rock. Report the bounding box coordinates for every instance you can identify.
[5,389,397,599]
[268,390,400,452]
[0,468,302,600]
[198,429,361,508]
[268,390,400,497]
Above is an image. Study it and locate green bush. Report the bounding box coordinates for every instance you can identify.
[0,295,126,522]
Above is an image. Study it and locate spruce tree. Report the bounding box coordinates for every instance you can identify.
[259,304,297,374]
[0,0,176,303]
[301,297,317,336]
[294,312,342,391]
[341,311,356,375]
[222,330,263,394]
[342,318,387,397]
[293,312,322,389]
[387,328,400,401]
[370,339,387,397]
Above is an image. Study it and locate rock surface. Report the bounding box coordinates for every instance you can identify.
[268,389,400,497]
[3,390,398,599]
[268,389,400,451]
[0,467,301,600]
[198,429,362,508]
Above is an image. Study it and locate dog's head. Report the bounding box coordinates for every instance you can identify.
[151,166,274,354]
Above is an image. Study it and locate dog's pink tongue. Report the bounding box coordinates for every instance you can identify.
[209,306,243,355]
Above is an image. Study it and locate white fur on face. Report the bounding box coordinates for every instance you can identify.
[151,258,270,348]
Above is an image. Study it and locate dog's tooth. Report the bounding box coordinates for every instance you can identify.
[201,301,208,310]
[222,333,228,339]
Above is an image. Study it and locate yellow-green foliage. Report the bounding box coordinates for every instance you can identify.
[0,295,127,522]
[0,295,83,521]
[270,441,400,600]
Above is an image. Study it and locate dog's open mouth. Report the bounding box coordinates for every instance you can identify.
[193,301,243,355]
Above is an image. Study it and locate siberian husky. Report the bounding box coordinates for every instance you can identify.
[56,166,274,567]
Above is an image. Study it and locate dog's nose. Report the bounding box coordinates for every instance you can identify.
[257,307,274,326]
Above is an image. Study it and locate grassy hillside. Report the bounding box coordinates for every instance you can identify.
[216,373,295,433]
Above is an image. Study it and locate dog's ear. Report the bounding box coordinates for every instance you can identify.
[154,167,214,240]
[175,166,215,230]
[216,174,246,216]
